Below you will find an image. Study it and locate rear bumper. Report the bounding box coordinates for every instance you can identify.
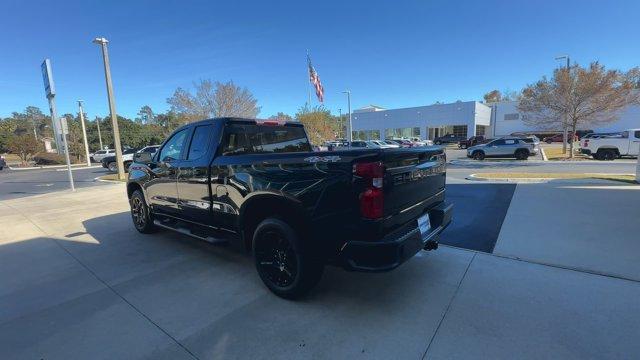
[339,202,453,272]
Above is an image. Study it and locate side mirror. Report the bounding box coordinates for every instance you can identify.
[134,152,153,164]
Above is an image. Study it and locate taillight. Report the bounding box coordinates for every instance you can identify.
[354,161,384,219]
[584,139,589,147]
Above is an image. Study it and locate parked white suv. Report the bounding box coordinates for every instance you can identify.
[580,129,640,160]
[90,149,115,163]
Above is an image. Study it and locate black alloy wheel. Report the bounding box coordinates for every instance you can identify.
[256,229,298,288]
[253,218,323,299]
[473,151,485,160]
[130,190,156,233]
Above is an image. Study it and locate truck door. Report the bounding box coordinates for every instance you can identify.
[176,124,217,225]
[145,128,189,215]
[631,130,640,156]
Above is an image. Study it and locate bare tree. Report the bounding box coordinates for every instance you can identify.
[518,62,640,158]
[483,90,502,103]
[167,79,260,123]
[501,89,521,101]
[268,112,293,121]
[213,81,260,118]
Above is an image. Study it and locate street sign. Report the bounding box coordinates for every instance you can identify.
[41,59,55,97]
[59,117,68,135]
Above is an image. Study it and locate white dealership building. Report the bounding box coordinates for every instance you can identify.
[350,100,639,141]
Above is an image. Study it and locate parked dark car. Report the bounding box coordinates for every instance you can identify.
[458,135,486,149]
[543,133,578,143]
[434,133,466,145]
[127,118,452,299]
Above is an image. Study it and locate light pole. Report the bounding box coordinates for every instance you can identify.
[93,37,125,180]
[342,90,352,143]
[555,55,570,155]
[338,108,343,139]
[95,116,103,150]
[77,100,91,167]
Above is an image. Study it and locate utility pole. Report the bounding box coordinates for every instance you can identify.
[59,115,75,191]
[342,90,352,144]
[93,37,125,180]
[338,108,343,139]
[77,101,91,167]
[555,55,570,154]
[95,116,103,150]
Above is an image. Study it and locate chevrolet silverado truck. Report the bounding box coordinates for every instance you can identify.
[127,118,452,299]
[580,129,640,160]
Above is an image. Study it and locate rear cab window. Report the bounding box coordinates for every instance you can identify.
[222,123,311,155]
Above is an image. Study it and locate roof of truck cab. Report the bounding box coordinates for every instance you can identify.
[185,117,303,127]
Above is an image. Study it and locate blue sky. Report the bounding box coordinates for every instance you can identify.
[1,0,639,119]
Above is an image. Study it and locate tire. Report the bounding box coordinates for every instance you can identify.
[129,190,156,234]
[108,161,117,172]
[253,218,323,299]
[602,150,616,161]
[515,149,529,160]
[472,151,485,160]
[460,144,467,149]
[545,139,553,144]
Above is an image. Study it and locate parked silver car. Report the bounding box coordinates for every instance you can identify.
[467,137,539,160]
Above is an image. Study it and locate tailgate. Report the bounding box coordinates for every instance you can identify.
[381,148,446,216]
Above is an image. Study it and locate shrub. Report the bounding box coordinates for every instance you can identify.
[34,152,66,165]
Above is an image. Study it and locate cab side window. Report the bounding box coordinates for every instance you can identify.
[159,129,188,162]
[187,125,214,160]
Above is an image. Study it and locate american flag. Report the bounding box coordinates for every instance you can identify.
[307,54,324,103]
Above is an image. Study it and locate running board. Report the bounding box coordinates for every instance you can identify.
[153,219,228,245]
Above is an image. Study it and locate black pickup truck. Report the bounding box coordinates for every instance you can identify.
[127,118,452,298]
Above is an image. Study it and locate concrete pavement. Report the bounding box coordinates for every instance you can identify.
[494,181,640,281]
[1,183,639,359]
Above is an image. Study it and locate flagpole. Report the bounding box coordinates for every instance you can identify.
[306,50,311,106]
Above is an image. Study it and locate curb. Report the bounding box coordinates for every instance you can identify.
[56,165,102,172]
[466,174,546,183]
[467,173,638,184]
[94,176,126,184]
[9,163,100,171]
[540,148,548,161]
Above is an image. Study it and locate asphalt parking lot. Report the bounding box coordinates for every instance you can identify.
[438,183,516,252]
[2,181,639,359]
[0,166,110,200]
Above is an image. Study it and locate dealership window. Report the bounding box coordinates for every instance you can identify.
[353,130,381,140]
[504,113,520,121]
[475,125,486,136]
[385,127,419,139]
[452,125,468,137]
